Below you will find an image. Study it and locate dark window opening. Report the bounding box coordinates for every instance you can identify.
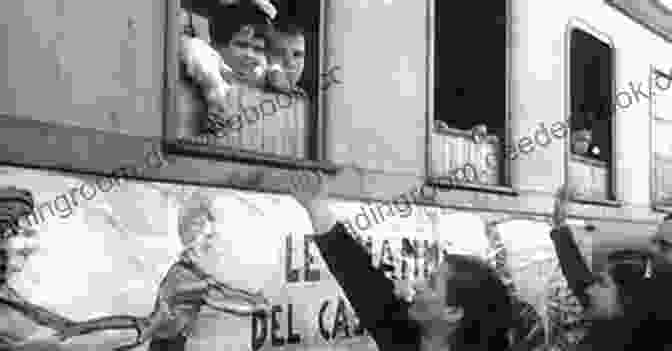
[431,1,509,189]
[434,0,507,137]
[570,28,613,164]
[568,26,615,202]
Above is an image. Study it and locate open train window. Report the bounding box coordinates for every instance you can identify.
[428,0,512,193]
[163,0,337,173]
[651,65,672,209]
[567,20,617,205]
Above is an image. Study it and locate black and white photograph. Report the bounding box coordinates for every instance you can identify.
[3,1,672,350]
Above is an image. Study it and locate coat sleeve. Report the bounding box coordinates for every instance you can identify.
[550,225,597,308]
[313,222,418,349]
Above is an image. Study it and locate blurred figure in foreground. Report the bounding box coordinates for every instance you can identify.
[549,184,672,350]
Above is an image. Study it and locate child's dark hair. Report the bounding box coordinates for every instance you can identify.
[607,250,650,316]
[272,21,305,38]
[209,0,273,46]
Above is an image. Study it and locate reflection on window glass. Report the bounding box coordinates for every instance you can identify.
[655,121,672,156]
[653,69,672,121]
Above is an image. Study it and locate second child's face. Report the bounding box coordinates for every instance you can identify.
[269,34,305,87]
[218,26,268,84]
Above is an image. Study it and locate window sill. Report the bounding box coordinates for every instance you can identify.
[570,153,608,167]
[433,123,499,145]
[164,138,341,174]
[427,177,518,196]
[571,195,622,208]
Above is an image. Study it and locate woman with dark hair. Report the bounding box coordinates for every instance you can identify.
[439,253,513,350]
[287,171,513,351]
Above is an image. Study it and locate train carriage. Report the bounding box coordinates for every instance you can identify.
[0,0,671,350]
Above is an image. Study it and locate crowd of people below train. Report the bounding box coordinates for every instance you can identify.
[292,172,672,351]
[2,169,672,350]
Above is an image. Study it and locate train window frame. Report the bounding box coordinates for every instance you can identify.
[606,0,672,43]
[162,0,339,174]
[565,18,621,207]
[650,65,672,212]
[425,0,516,196]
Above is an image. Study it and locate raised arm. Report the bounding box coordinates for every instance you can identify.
[54,262,207,345]
[550,185,622,319]
[312,222,410,331]
[179,34,235,112]
[203,287,270,317]
[0,295,75,332]
[288,172,415,347]
[188,263,272,317]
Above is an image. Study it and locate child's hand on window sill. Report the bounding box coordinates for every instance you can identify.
[471,124,488,143]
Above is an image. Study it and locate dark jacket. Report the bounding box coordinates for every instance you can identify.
[550,225,672,350]
[314,222,513,351]
[313,222,421,351]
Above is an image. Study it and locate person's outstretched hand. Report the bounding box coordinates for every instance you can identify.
[585,271,622,319]
[288,171,336,234]
[288,171,327,210]
[553,184,574,228]
[393,277,415,303]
